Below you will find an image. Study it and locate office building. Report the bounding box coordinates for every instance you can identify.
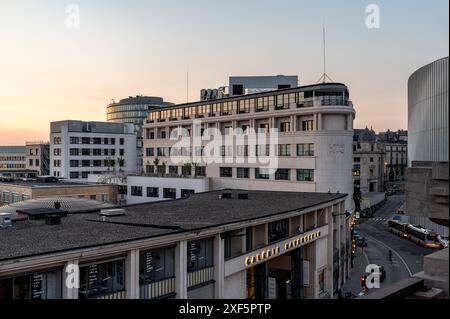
[25,141,50,176]
[0,146,35,178]
[0,176,119,206]
[50,120,138,180]
[353,128,385,193]
[0,189,350,299]
[107,95,173,172]
[378,130,408,186]
[144,83,355,213]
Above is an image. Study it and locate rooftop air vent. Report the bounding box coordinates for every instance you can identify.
[238,193,248,200]
[45,214,62,225]
[100,208,126,217]
[0,213,12,228]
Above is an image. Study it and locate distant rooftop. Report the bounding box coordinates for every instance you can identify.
[0,189,347,261]
[0,178,110,189]
[0,146,26,154]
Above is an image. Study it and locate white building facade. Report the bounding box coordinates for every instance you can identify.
[143,83,356,212]
[50,121,137,180]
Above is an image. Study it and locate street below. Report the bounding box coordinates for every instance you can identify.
[342,195,437,298]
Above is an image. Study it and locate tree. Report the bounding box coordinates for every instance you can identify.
[117,157,125,173]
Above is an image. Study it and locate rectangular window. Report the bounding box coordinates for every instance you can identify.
[139,247,175,285]
[82,160,90,167]
[236,145,249,157]
[78,260,125,299]
[69,148,79,156]
[70,137,79,144]
[255,168,270,180]
[220,167,233,178]
[169,166,178,175]
[93,149,102,156]
[146,187,159,198]
[187,238,214,272]
[279,122,291,133]
[181,189,195,198]
[163,188,176,199]
[119,149,124,156]
[277,144,291,156]
[256,144,270,156]
[297,169,314,182]
[268,219,289,243]
[70,160,79,168]
[82,137,91,144]
[81,149,90,156]
[182,165,191,176]
[81,172,89,179]
[275,169,291,181]
[297,144,314,156]
[195,166,206,177]
[146,148,154,157]
[53,137,61,145]
[93,138,102,145]
[131,186,143,197]
[237,167,250,179]
[53,149,61,156]
[302,120,314,131]
[120,138,124,145]
[246,227,253,251]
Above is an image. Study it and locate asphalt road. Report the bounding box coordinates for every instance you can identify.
[341,195,436,298]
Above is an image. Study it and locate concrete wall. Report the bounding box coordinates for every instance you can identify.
[224,271,246,299]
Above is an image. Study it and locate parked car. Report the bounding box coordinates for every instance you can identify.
[357,237,368,247]
[438,235,449,249]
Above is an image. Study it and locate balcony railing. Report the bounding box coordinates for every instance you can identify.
[140,277,175,299]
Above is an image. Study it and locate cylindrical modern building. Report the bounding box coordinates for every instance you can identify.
[107,96,173,172]
[408,57,448,164]
[107,96,173,125]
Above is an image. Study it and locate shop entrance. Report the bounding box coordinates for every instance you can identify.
[246,247,306,299]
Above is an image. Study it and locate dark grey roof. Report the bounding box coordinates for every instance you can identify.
[0,190,346,261]
[354,128,377,142]
[0,146,26,154]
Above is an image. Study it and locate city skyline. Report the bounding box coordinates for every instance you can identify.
[0,0,449,145]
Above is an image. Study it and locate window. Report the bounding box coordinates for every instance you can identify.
[147,187,159,198]
[163,188,176,199]
[120,138,124,145]
[301,120,314,131]
[70,137,79,144]
[277,144,291,156]
[232,84,244,95]
[354,157,361,163]
[53,148,61,156]
[131,186,143,197]
[90,195,96,200]
[93,138,101,145]
[93,149,102,156]
[187,238,214,272]
[53,160,61,167]
[70,160,79,168]
[0,270,62,299]
[111,138,116,145]
[268,219,289,243]
[195,166,206,177]
[237,167,250,179]
[256,144,270,156]
[81,149,90,156]
[81,172,89,179]
[297,169,314,182]
[79,260,125,299]
[319,269,325,293]
[182,165,191,176]
[279,122,291,132]
[181,189,195,198]
[255,168,270,179]
[53,137,61,145]
[275,169,291,181]
[169,166,178,175]
[82,160,90,167]
[103,138,109,145]
[119,149,124,156]
[220,167,233,178]
[139,247,175,285]
[297,144,314,156]
[146,148,154,157]
[82,137,90,144]
[93,160,102,167]
[236,145,249,157]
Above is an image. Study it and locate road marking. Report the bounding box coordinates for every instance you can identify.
[364,234,413,277]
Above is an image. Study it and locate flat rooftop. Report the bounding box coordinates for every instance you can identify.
[0,180,111,189]
[0,190,347,261]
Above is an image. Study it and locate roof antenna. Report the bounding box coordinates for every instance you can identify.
[186,66,189,103]
[317,22,333,83]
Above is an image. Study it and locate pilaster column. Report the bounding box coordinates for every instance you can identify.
[126,249,140,299]
[175,240,188,299]
[214,234,225,299]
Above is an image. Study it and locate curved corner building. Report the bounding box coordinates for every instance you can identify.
[408,57,449,164]
[107,96,173,125]
[107,96,173,171]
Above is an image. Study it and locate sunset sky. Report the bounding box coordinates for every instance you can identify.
[0,0,448,145]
